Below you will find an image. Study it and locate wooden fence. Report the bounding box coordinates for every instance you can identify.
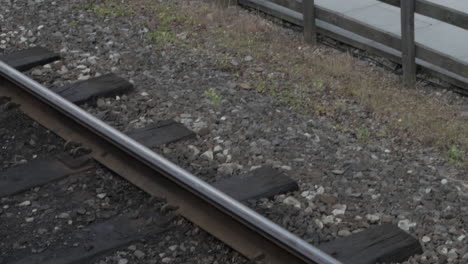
[231,0,468,90]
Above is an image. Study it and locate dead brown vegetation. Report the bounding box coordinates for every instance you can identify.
[86,0,468,168]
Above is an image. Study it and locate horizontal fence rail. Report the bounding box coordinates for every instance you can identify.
[378,0,468,30]
[238,0,468,89]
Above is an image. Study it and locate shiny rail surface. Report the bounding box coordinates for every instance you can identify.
[0,60,342,264]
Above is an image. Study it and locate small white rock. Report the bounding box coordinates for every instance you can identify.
[187,145,200,156]
[201,150,214,161]
[118,259,128,264]
[31,69,42,76]
[421,236,431,243]
[314,219,324,229]
[441,179,448,185]
[398,219,417,231]
[128,245,137,251]
[213,145,223,153]
[58,65,68,74]
[447,248,458,259]
[58,212,70,219]
[250,165,262,171]
[25,217,34,222]
[331,169,345,175]
[332,204,347,216]
[77,74,90,81]
[19,200,31,207]
[96,193,107,199]
[168,245,178,251]
[283,196,301,209]
[366,213,380,223]
[134,250,145,259]
[338,229,352,237]
[322,215,335,225]
[316,186,325,195]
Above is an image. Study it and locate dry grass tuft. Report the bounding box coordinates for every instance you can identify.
[87,0,468,168]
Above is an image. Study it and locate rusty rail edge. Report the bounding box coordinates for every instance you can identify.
[0,61,341,264]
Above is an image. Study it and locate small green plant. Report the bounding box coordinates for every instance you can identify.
[334,124,351,133]
[205,88,222,105]
[254,80,277,96]
[69,20,79,27]
[146,30,178,45]
[448,145,464,164]
[335,101,345,112]
[255,80,267,93]
[356,128,371,142]
[145,12,188,46]
[159,12,185,28]
[313,79,325,92]
[86,4,134,17]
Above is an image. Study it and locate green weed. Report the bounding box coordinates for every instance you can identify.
[205,88,222,106]
[448,145,464,164]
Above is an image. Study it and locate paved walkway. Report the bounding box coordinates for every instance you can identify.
[314,0,468,83]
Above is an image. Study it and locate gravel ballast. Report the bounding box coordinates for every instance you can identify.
[1,0,468,263]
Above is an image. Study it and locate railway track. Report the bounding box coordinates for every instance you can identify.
[0,48,423,264]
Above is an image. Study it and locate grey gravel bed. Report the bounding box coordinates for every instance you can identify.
[1,0,467,263]
[0,108,245,264]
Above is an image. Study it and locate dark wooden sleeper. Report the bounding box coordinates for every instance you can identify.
[0,154,92,197]
[214,166,299,201]
[8,214,170,264]
[51,73,133,104]
[0,47,60,71]
[318,223,423,264]
[127,119,196,148]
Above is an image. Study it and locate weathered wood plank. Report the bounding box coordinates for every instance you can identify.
[315,6,403,50]
[9,214,170,264]
[238,0,468,92]
[273,0,301,14]
[0,47,60,71]
[240,0,468,79]
[378,0,468,31]
[214,166,298,201]
[303,0,317,45]
[401,0,416,87]
[127,120,195,148]
[318,224,423,264]
[238,0,302,25]
[51,73,133,104]
[0,155,92,197]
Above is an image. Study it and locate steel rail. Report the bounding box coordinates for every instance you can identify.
[0,61,341,264]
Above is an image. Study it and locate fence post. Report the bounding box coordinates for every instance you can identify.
[401,0,416,87]
[303,0,317,45]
